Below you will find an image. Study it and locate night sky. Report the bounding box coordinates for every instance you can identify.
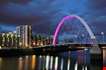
[0,0,106,35]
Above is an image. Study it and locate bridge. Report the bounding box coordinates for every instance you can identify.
[0,43,105,55]
[0,15,104,70]
[0,43,104,70]
[51,14,102,70]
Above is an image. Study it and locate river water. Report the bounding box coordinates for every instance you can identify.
[0,49,105,70]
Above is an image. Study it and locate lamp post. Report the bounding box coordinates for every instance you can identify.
[81,34,85,44]
[101,32,104,44]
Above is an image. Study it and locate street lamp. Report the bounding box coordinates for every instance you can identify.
[81,34,85,44]
[101,32,104,44]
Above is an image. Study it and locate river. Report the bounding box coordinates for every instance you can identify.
[0,49,105,70]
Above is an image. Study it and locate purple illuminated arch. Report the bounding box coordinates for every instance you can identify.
[53,15,96,46]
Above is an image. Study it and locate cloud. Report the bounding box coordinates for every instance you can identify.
[0,24,16,32]
[0,0,31,4]
[0,0,106,35]
[88,0,106,10]
[90,16,106,33]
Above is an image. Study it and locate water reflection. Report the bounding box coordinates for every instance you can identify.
[0,49,105,70]
[31,55,36,70]
[103,49,106,66]
[50,56,53,69]
[18,57,23,70]
[0,58,2,69]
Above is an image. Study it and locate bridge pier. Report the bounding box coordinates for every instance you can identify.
[90,46,103,70]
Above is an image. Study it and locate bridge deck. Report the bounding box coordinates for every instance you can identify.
[0,44,105,56]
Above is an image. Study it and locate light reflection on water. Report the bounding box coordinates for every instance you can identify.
[18,57,23,70]
[31,55,36,70]
[0,49,105,70]
[103,49,106,66]
[0,57,2,69]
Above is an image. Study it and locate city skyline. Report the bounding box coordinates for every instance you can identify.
[0,24,105,44]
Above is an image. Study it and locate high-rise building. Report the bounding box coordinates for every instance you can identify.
[16,25,32,48]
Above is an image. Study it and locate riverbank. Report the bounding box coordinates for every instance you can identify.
[0,44,105,57]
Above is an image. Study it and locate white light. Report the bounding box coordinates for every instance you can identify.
[19,42,22,46]
[60,58,64,70]
[41,42,43,46]
[91,36,96,39]
[25,56,29,59]
[85,66,87,70]
[13,31,16,33]
[39,55,42,58]
[54,57,58,70]
[2,33,5,36]
[0,46,1,49]
[82,66,88,70]
[33,42,36,46]
[50,56,53,70]
[101,32,104,35]
[45,56,50,70]
[25,43,28,47]
[84,48,88,51]
[19,57,23,61]
[17,35,20,37]
[7,34,9,37]
[74,62,78,70]
[9,32,12,34]
[67,58,70,70]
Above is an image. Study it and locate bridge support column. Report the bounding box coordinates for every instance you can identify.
[90,46,103,70]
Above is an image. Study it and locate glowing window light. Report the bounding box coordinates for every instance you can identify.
[19,42,22,46]
[33,42,36,46]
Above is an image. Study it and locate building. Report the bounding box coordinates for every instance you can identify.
[16,25,32,48]
[32,34,53,47]
[0,32,18,48]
